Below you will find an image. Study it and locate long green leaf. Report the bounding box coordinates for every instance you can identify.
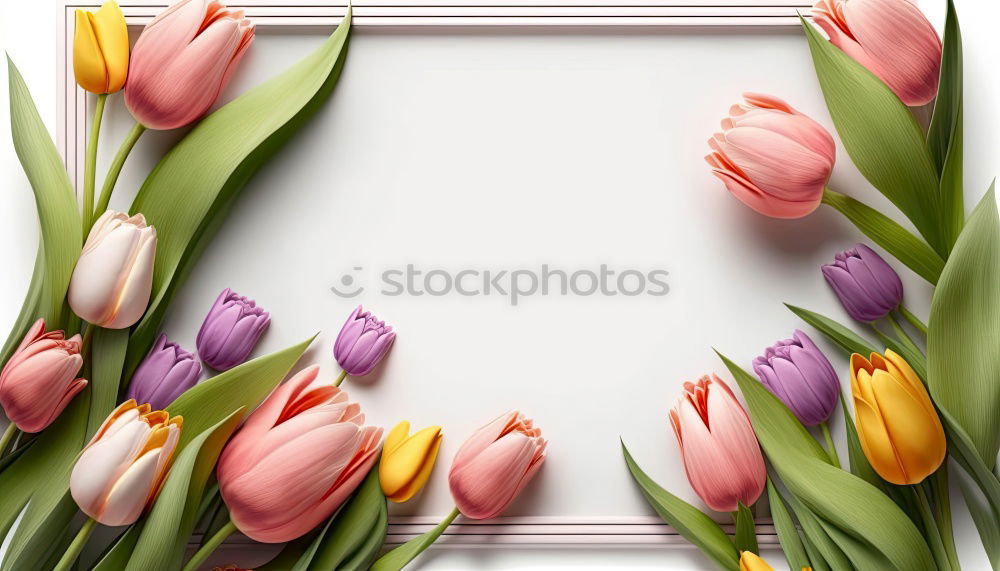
[125,10,353,375]
[87,328,129,438]
[7,57,81,329]
[310,466,388,570]
[928,0,964,246]
[621,442,739,571]
[785,495,848,571]
[0,247,43,368]
[801,18,947,256]
[821,189,944,284]
[766,480,810,570]
[785,304,878,357]
[959,477,1000,568]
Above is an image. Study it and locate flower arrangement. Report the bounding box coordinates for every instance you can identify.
[624,1,999,570]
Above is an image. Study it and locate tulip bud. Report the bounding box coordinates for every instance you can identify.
[669,375,766,512]
[706,93,836,219]
[68,211,157,329]
[812,0,942,106]
[740,551,775,571]
[74,1,129,94]
[752,330,840,426]
[333,306,396,377]
[70,400,182,526]
[127,334,202,410]
[380,421,443,503]
[217,366,382,543]
[196,288,270,371]
[124,0,254,130]
[850,350,945,485]
[822,244,903,323]
[448,411,546,520]
[0,319,87,433]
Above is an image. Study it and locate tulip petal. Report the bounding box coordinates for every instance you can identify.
[99,447,163,526]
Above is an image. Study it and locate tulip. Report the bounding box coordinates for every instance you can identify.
[124,0,255,130]
[669,375,766,512]
[850,350,945,485]
[127,334,202,410]
[74,1,129,94]
[812,0,941,106]
[752,330,839,426]
[68,210,157,329]
[333,305,396,377]
[196,288,270,371]
[380,421,443,503]
[706,93,835,219]
[448,411,546,519]
[217,365,382,542]
[740,551,775,571]
[0,319,87,433]
[822,244,903,323]
[70,400,182,526]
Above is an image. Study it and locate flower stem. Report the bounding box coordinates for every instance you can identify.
[53,517,97,571]
[819,421,841,469]
[0,422,17,455]
[913,484,954,571]
[933,469,961,570]
[82,93,107,237]
[887,312,924,356]
[899,304,928,336]
[93,122,146,219]
[334,369,348,387]
[182,519,237,571]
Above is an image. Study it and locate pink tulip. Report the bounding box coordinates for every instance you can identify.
[813,0,941,106]
[0,319,87,433]
[669,375,766,512]
[706,93,836,219]
[216,365,382,543]
[448,411,547,519]
[124,0,255,130]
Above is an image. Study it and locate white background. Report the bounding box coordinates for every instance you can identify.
[1,1,998,569]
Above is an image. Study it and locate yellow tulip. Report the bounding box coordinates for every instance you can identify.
[379,421,443,503]
[739,551,774,571]
[850,350,946,485]
[74,1,129,93]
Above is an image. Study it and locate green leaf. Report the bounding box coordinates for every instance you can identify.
[0,247,43,368]
[310,466,388,570]
[620,441,739,571]
[766,480,810,570]
[126,410,244,571]
[785,304,878,357]
[927,186,1000,467]
[959,477,1000,568]
[928,0,964,246]
[938,407,1000,528]
[785,495,848,571]
[801,18,948,257]
[124,10,353,376]
[821,189,944,284]
[87,328,129,438]
[733,502,757,555]
[718,353,935,570]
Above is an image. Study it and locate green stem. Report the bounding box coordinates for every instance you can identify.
[371,507,460,571]
[334,369,348,387]
[82,93,107,236]
[888,312,925,356]
[933,470,961,570]
[913,485,954,571]
[820,421,841,469]
[899,304,929,336]
[0,422,17,455]
[182,519,237,571]
[93,122,146,218]
[52,517,97,571]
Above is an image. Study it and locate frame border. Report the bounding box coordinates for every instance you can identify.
[57,0,801,546]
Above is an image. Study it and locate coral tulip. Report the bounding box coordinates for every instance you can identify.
[124,0,255,130]
[740,551,775,571]
[669,375,766,512]
[380,421,443,503]
[448,411,546,519]
[74,1,129,94]
[196,288,270,371]
[753,330,840,426]
[69,400,182,526]
[127,334,202,410]
[217,365,382,542]
[822,244,903,323]
[333,305,396,377]
[68,210,157,329]
[706,93,835,219]
[812,0,942,106]
[850,350,945,485]
[0,319,87,433]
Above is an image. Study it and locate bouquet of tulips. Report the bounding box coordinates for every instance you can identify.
[623,1,999,570]
[0,2,549,570]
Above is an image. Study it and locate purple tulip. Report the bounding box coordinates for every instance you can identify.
[128,334,202,409]
[821,244,903,323]
[333,305,396,376]
[752,330,839,426]
[196,288,270,371]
